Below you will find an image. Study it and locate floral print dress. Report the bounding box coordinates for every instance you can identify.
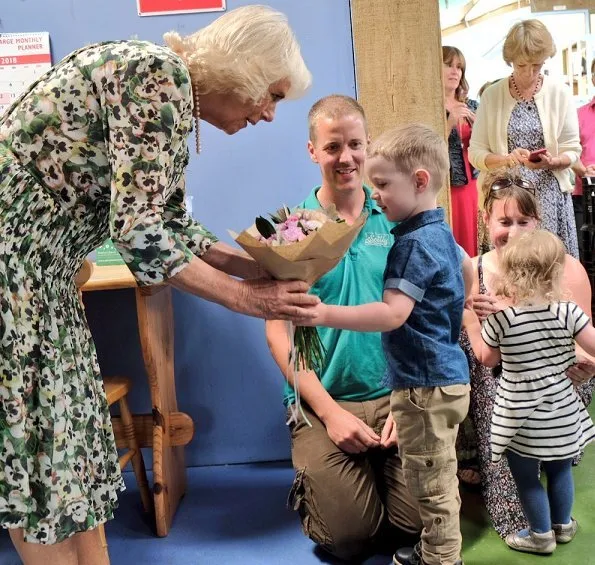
[507,100,579,258]
[0,40,217,543]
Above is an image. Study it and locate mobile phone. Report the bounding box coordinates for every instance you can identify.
[528,148,547,162]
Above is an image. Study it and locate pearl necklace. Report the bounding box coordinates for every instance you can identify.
[192,84,201,155]
[510,73,542,103]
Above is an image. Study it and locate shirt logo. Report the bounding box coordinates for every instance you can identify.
[365,233,392,247]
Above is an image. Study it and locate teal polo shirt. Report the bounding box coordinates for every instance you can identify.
[284,186,394,406]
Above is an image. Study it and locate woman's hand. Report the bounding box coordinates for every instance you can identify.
[521,151,571,171]
[447,102,475,130]
[241,278,320,322]
[471,293,501,322]
[505,148,530,167]
[566,355,595,387]
[523,150,566,171]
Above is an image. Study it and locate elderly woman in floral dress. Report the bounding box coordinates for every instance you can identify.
[0,6,317,564]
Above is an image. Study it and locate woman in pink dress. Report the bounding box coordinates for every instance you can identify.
[443,46,479,257]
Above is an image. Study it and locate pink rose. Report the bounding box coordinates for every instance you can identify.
[281,224,306,242]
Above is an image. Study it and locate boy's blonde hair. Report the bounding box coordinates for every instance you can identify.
[367,123,449,192]
[308,95,367,144]
[163,5,311,102]
[502,19,556,66]
[496,229,565,304]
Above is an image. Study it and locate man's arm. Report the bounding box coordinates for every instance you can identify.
[265,319,380,453]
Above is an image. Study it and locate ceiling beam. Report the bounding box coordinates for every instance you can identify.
[442,0,530,35]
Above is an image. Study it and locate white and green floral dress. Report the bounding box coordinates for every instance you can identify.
[0,40,216,543]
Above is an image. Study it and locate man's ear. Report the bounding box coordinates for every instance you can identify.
[414,169,431,193]
[307,140,318,163]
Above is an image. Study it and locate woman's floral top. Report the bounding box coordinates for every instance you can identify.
[0,40,217,543]
[0,40,218,284]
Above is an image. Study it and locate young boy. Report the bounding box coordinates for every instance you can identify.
[304,123,471,565]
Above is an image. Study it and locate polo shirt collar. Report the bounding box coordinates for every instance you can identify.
[391,208,444,236]
[305,185,382,215]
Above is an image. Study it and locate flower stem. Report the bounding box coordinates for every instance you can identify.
[293,326,326,372]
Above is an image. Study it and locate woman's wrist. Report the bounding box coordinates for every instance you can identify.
[549,155,570,170]
[202,242,259,279]
[485,153,511,169]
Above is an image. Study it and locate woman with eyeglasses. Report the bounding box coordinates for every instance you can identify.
[457,170,595,539]
[469,19,580,258]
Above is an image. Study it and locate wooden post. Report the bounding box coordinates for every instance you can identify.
[351,0,451,214]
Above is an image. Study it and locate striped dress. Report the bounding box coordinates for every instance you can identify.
[481,302,595,462]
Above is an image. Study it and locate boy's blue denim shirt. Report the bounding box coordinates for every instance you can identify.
[381,208,469,390]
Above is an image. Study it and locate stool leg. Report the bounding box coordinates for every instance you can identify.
[119,396,153,513]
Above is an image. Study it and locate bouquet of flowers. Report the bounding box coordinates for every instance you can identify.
[230,205,366,424]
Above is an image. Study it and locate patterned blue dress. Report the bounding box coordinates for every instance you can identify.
[507,100,579,258]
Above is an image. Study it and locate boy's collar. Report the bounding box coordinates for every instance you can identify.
[391,208,444,235]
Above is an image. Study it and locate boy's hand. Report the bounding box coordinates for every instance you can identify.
[299,302,327,327]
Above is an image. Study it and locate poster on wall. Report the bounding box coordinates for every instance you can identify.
[137,0,225,16]
[0,32,52,116]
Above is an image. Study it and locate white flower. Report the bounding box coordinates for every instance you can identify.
[64,499,89,524]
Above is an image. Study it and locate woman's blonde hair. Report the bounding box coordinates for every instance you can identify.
[502,19,556,66]
[482,169,541,221]
[496,229,566,304]
[442,46,468,103]
[163,5,311,101]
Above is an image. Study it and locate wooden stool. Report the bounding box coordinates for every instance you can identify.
[98,376,153,553]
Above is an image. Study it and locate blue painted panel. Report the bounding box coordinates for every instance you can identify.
[2,0,356,465]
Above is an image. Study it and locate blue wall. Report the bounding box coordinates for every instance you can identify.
[2,0,356,466]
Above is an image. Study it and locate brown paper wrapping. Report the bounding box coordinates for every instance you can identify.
[229,209,368,285]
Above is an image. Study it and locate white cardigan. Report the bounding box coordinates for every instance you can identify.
[468,75,580,203]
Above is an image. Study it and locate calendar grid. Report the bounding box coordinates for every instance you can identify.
[0,32,52,116]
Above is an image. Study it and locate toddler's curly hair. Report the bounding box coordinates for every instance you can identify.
[496,229,566,304]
